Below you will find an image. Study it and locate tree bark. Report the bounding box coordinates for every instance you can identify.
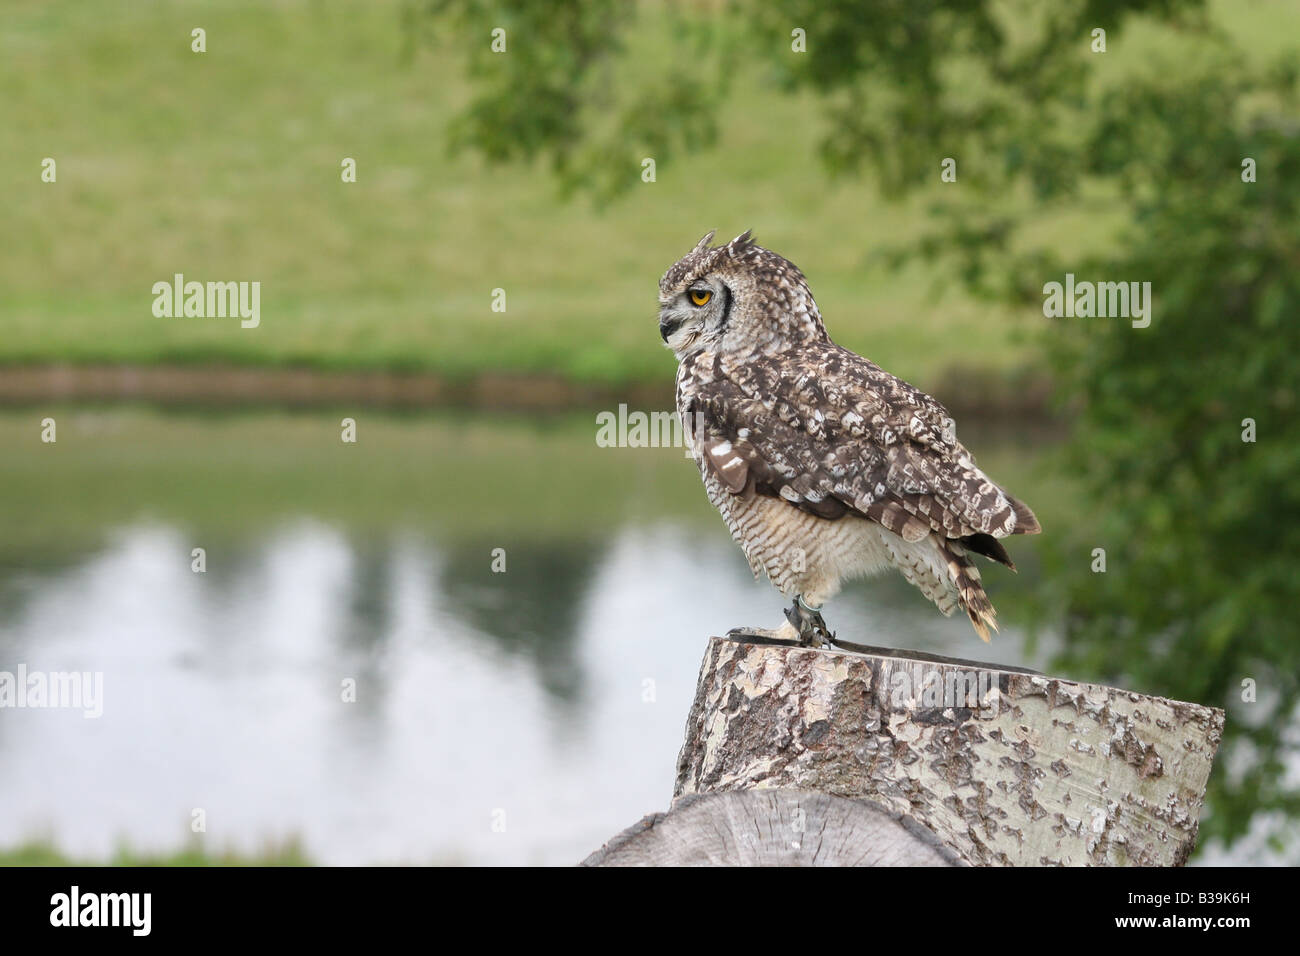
[668,637,1224,866]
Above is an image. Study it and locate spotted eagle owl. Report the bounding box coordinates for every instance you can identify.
[659,230,1040,646]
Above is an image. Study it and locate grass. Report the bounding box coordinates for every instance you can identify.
[0,0,1053,393]
[4,1,1298,396]
[0,838,311,867]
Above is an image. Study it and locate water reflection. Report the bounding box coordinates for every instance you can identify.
[0,410,1076,864]
[1,409,1272,865]
[0,514,1049,865]
[439,541,604,711]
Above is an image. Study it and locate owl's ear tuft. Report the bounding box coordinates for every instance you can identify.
[693,230,717,253]
[726,229,755,255]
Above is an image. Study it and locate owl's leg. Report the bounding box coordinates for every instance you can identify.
[785,595,835,648]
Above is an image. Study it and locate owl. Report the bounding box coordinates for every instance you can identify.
[659,230,1040,646]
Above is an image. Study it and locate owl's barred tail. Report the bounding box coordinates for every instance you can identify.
[939,539,999,642]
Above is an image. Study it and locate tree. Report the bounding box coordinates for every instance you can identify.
[416,0,1300,857]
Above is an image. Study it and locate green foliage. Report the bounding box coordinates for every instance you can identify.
[419,0,738,201]
[424,0,1208,201]
[425,0,1300,856]
[1034,51,1300,853]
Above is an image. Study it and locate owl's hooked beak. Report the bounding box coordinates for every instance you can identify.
[659,314,683,343]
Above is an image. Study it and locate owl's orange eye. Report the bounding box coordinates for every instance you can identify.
[689,289,712,307]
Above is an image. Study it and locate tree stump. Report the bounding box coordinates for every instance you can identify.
[667,637,1224,866]
[582,790,964,866]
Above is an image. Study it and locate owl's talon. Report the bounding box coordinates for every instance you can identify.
[785,597,835,649]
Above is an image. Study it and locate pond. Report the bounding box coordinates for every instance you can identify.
[0,407,1071,864]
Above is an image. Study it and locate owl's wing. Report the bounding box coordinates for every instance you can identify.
[682,344,1040,545]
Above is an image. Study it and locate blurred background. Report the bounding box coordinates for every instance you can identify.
[1,0,1296,864]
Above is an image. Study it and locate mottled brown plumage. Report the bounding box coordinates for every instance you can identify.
[659,230,1040,641]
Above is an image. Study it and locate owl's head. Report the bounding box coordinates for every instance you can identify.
[658,230,828,362]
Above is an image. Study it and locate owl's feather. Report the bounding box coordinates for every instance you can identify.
[680,343,1040,545]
